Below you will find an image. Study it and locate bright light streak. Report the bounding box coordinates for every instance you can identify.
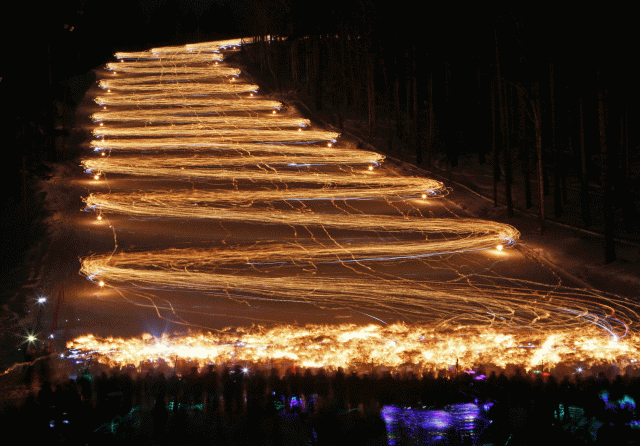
[71,38,640,375]
[81,159,430,187]
[94,96,280,110]
[95,81,259,95]
[91,129,339,144]
[92,114,309,128]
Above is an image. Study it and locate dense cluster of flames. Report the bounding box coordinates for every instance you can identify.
[69,38,639,375]
[68,324,639,374]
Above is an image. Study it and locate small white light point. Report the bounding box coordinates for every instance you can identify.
[103,107,106,110]
[327,143,332,148]
[298,128,302,131]
[496,245,504,252]
[107,89,111,93]
[99,123,103,126]
[101,152,106,156]
[422,193,427,199]
[93,174,100,180]
[98,281,105,287]
[38,297,47,304]
[272,110,276,114]
[97,215,102,221]
[368,165,374,171]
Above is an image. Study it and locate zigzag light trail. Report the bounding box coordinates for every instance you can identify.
[93,115,311,129]
[83,151,385,168]
[93,96,280,110]
[68,39,640,375]
[98,69,241,86]
[91,130,340,146]
[92,111,305,126]
[82,160,428,185]
[104,63,233,75]
[96,81,261,96]
[88,143,385,163]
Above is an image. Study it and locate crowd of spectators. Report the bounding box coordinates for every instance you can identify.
[1,361,639,445]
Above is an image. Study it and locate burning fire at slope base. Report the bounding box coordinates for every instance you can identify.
[66,323,640,377]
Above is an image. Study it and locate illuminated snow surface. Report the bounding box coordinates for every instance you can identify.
[24,38,639,376]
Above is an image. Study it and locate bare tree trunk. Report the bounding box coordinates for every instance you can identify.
[290,39,298,87]
[344,36,361,113]
[428,72,434,168]
[491,78,499,208]
[503,84,513,218]
[562,81,569,206]
[265,39,280,92]
[518,88,532,208]
[367,54,376,136]
[549,58,562,218]
[413,46,421,165]
[380,54,392,147]
[532,82,545,234]
[394,53,402,139]
[313,37,322,110]
[477,61,486,165]
[305,38,311,96]
[445,61,456,173]
[495,31,512,217]
[327,36,339,108]
[621,105,632,231]
[578,89,592,227]
[597,73,616,263]
[338,34,348,108]
[406,49,412,124]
